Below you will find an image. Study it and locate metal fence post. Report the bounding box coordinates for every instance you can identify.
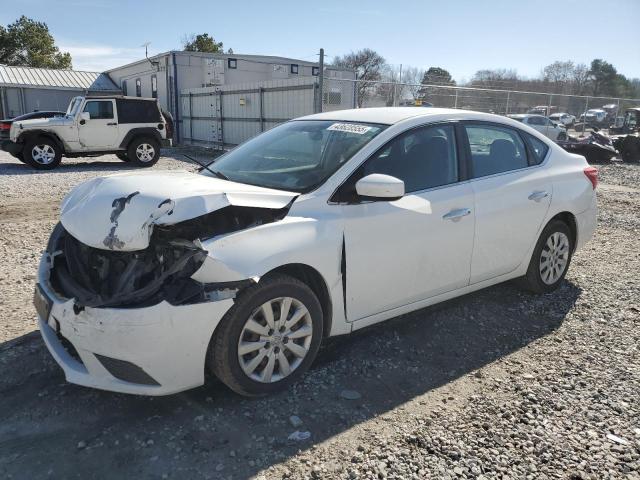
[188,92,193,143]
[546,94,553,136]
[259,87,265,131]
[505,91,510,115]
[318,48,324,113]
[582,96,589,136]
[454,89,458,109]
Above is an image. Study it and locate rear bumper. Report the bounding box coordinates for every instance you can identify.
[37,255,234,396]
[575,194,597,251]
[1,140,21,155]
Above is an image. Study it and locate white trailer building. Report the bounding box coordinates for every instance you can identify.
[105,51,355,144]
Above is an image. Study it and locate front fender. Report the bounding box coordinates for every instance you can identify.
[193,216,343,287]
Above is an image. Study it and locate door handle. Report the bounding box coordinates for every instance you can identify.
[528,191,549,202]
[107,122,117,126]
[443,208,472,221]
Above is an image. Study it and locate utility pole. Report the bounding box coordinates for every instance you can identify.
[318,48,324,113]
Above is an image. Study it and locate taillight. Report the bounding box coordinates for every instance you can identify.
[584,166,598,189]
[0,122,10,131]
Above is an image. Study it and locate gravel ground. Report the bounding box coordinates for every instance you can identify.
[0,151,638,480]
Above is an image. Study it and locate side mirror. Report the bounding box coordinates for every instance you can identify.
[355,174,405,200]
[80,111,90,123]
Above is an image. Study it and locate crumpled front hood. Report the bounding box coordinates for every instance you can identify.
[60,170,297,251]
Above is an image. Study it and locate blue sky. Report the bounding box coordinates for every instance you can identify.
[2,0,639,81]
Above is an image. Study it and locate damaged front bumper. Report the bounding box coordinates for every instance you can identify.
[36,245,235,396]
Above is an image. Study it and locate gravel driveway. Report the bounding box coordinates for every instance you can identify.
[0,151,638,479]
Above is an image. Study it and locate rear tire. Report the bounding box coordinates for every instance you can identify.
[208,274,323,397]
[23,136,62,170]
[126,136,160,167]
[519,220,573,294]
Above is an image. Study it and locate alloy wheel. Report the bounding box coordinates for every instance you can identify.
[31,144,56,165]
[135,143,155,162]
[539,231,570,285]
[237,297,313,383]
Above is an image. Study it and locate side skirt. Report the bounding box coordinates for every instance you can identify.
[350,269,526,332]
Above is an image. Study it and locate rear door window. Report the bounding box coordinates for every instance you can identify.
[465,124,528,178]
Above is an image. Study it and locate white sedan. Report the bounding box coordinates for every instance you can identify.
[508,114,567,141]
[35,108,598,396]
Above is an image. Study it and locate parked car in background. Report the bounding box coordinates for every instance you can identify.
[578,109,607,126]
[0,111,65,149]
[508,114,567,141]
[601,103,619,122]
[34,107,597,397]
[1,96,172,170]
[528,106,557,116]
[549,112,576,128]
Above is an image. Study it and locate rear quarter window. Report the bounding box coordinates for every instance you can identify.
[524,133,549,164]
[116,99,161,124]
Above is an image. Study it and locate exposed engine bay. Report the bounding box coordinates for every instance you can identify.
[47,205,290,308]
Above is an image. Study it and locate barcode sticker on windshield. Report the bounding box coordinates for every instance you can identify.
[327,123,372,134]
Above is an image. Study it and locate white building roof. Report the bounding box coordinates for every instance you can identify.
[106,50,354,73]
[0,65,119,91]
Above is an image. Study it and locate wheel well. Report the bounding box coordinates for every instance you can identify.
[264,264,333,337]
[120,128,161,150]
[19,131,64,152]
[550,212,577,250]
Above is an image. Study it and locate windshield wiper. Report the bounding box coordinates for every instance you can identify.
[182,154,229,180]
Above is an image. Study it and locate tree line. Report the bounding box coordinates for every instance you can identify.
[332,49,640,107]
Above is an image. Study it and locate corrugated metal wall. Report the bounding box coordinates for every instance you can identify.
[181,78,320,147]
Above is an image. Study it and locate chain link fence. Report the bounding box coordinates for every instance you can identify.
[321,76,640,135]
[179,74,639,148]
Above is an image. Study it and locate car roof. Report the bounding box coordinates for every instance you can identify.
[298,107,480,125]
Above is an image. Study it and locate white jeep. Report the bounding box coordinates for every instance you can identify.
[2,96,172,170]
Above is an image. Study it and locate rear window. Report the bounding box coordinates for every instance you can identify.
[116,98,161,124]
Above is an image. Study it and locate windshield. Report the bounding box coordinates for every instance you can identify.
[66,98,83,116]
[206,120,386,192]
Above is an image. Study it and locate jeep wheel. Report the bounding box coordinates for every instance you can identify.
[23,137,62,170]
[127,137,160,167]
[116,152,129,162]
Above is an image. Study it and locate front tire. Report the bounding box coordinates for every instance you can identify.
[23,136,62,170]
[127,136,160,167]
[520,220,573,294]
[208,274,323,397]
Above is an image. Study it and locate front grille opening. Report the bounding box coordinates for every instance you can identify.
[47,224,207,309]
